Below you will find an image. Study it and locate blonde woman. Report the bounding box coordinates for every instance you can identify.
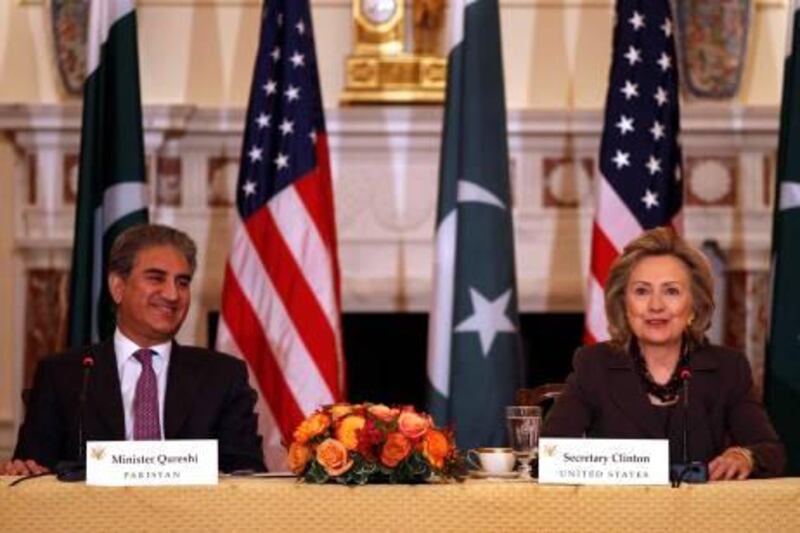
[543,227,785,479]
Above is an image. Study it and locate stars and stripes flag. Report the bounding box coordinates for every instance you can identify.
[216,0,345,470]
[584,0,684,344]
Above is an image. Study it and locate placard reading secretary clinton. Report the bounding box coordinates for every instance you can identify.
[2,224,265,475]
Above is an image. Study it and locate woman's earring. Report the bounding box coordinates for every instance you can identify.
[687,314,695,327]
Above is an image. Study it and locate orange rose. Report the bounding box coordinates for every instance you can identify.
[421,429,450,470]
[368,404,399,423]
[293,412,331,444]
[335,415,366,450]
[397,411,430,440]
[380,432,412,467]
[287,442,311,474]
[330,404,354,420]
[316,438,353,476]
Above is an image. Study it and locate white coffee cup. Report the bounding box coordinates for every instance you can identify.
[467,447,516,474]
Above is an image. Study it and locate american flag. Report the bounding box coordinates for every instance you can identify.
[216,0,345,470]
[585,0,684,344]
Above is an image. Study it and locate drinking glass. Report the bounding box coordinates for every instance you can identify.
[505,405,542,479]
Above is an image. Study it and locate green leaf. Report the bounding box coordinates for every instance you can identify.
[304,461,329,484]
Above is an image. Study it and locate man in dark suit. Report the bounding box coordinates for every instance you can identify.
[2,224,265,475]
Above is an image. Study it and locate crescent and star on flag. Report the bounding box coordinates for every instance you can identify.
[452,179,517,358]
[779,182,800,211]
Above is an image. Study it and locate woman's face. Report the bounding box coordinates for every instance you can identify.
[624,254,694,352]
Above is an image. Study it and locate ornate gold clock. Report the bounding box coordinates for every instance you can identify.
[355,0,403,55]
[341,0,446,104]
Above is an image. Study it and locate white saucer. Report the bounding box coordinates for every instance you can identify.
[469,470,520,479]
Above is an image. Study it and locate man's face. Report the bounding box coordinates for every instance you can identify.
[109,244,192,347]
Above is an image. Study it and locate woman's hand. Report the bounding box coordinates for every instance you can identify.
[708,447,754,481]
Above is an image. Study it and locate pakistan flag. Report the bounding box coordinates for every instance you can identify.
[765,0,800,476]
[426,0,523,449]
[68,1,149,348]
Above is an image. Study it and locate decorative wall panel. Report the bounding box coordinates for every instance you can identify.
[208,157,238,207]
[156,157,182,207]
[23,269,69,388]
[542,157,593,208]
[685,156,737,207]
[62,153,79,205]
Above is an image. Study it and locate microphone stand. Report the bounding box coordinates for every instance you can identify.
[55,351,95,482]
[670,368,708,487]
[681,369,690,470]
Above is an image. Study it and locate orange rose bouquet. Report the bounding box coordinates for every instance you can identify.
[289,403,465,484]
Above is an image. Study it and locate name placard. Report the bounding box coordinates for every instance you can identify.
[538,438,669,485]
[85,439,218,486]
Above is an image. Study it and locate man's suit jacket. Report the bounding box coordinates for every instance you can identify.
[542,342,786,477]
[13,339,266,473]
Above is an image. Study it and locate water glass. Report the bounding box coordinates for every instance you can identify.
[505,405,542,479]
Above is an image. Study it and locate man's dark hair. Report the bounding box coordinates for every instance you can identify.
[108,224,197,278]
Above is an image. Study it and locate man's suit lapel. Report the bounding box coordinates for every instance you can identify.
[164,343,203,438]
[88,339,125,438]
[606,350,665,438]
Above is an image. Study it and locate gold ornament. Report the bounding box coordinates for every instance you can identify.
[341,0,446,104]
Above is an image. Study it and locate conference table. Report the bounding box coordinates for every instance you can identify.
[2,475,799,531]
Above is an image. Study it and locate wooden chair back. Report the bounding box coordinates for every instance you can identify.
[515,383,565,415]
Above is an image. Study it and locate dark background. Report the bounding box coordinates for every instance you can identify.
[211,312,583,408]
[343,313,582,408]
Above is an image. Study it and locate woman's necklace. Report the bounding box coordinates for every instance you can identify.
[631,339,690,404]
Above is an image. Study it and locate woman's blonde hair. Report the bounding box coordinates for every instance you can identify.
[604,227,714,347]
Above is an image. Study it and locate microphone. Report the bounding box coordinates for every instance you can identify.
[77,355,94,457]
[670,366,708,487]
[55,349,95,482]
[679,368,691,468]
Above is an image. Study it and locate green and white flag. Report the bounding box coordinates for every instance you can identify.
[766,0,800,476]
[67,0,148,348]
[426,0,522,449]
